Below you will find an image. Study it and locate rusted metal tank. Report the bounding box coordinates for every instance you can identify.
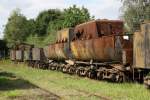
[74,19,123,40]
[47,20,132,64]
[71,35,125,62]
[47,28,74,60]
[10,50,16,61]
[54,43,67,60]
[70,19,131,62]
[134,22,150,69]
[74,21,98,39]
[46,44,57,60]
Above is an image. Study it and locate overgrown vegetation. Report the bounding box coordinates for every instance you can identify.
[0,60,150,100]
[4,9,30,47]
[4,5,93,48]
[121,0,150,32]
[0,64,60,100]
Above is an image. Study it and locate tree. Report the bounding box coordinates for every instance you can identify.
[35,9,63,35]
[46,5,94,44]
[63,5,94,27]
[121,0,150,32]
[4,9,29,47]
[27,19,36,34]
[4,6,94,47]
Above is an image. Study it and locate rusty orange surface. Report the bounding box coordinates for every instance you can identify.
[46,19,134,64]
[122,39,133,64]
[55,43,67,59]
[93,36,115,61]
[47,44,57,59]
[56,28,74,43]
[47,43,69,60]
[74,19,123,40]
[71,36,116,61]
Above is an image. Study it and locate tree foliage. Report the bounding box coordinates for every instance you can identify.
[35,9,63,35]
[121,0,150,32]
[37,5,93,35]
[4,5,93,47]
[63,5,93,27]
[4,9,30,47]
[27,19,36,35]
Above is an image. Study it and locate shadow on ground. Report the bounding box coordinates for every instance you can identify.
[0,71,37,91]
[0,70,61,100]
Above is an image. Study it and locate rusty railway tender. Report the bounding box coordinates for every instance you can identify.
[10,19,150,84]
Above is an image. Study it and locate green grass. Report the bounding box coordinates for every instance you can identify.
[0,60,150,100]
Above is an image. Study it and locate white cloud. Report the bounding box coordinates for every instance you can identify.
[0,0,122,39]
[22,0,67,19]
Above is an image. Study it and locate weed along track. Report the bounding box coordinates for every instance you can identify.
[0,61,110,100]
[0,61,150,100]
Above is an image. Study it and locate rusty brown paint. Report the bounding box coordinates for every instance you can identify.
[122,38,133,65]
[46,20,133,64]
[122,49,133,65]
[56,28,74,43]
[71,36,116,61]
[74,21,98,39]
[70,34,133,64]
[74,20,123,41]
[47,44,57,59]
[55,43,67,59]
[47,43,68,60]
[94,36,115,61]
[46,28,74,60]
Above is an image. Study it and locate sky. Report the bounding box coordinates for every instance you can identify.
[0,0,122,39]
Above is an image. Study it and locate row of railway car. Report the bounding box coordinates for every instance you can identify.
[10,19,150,84]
